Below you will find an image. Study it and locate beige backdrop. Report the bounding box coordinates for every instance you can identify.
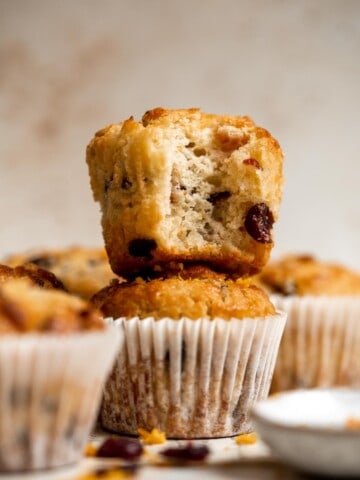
[1,0,360,268]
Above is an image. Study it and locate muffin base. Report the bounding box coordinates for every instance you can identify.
[271,295,360,392]
[0,328,121,471]
[101,313,286,438]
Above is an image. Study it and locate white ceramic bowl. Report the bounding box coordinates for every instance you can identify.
[252,388,360,477]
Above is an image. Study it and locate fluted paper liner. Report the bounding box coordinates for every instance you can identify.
[101,313,286,438]
[270,296,360,392]
[0,327,121,471]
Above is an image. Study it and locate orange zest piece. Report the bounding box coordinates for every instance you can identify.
[76,469,130,479]
[84,443,98,457]
[138,427,167,445]
[235,432,257,445]
[345,417,360,430]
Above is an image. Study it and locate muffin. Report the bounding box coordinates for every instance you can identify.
[94,276,286,438]
[86,107,284,276]
[0,279,121,471]
[258,254,360,392]
[0,263,65,290]
[4,246,122,299]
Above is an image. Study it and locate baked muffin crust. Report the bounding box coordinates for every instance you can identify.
[259,254,360,296]
[0,263,65,290]
[92,276,275,320]
[0,279,104,333]
[86,107,284,276]
[4,246,121,299]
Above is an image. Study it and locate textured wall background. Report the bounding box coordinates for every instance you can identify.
[1,0,360,268]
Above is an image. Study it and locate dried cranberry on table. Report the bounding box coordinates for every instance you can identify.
[96,437,143,461]
[160,442,210,462]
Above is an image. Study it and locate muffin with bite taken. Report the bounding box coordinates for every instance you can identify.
[86,107,284,277]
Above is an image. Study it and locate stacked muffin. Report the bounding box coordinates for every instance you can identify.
[86,107,286,437]
[258,254,360,392]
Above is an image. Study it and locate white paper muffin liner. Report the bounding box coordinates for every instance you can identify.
[270,295,360,392]
[0,326,121,472]
[100,313,286,438]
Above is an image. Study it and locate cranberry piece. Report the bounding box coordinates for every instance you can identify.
[121,177,132,190]
[128,239,157,258]
[160,443,210,462]
[28,255,54,269]
[243,158,262,169]
[244,203,274,244]
[207,191,231,204]
[96,437,143,461]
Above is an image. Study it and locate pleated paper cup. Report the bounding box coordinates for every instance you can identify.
[100,313,286,439]
[0,326,121,472]
[270,295,360,393]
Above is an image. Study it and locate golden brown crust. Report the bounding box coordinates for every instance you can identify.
[0,263,65,290]
[92,276,275,320]
[86,107,284,276]
[0,279,104,333]
[259,254,360,296]
[4,246,122,299]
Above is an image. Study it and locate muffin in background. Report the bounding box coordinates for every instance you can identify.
[0,279,120,471]
[0,263,65,291]
[3,246,122,299]
[259,254,360,392]
[259,254,360,296]
[86,107,284,277]
[94,275,286,438]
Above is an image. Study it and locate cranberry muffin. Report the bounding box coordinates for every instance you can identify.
[94,275,286,438]
[86,107,284,276]
[259,254,360,392]
[0,279,120,471]
[4,246,122,299]
[259,254,360,296]
[0,263,65,290]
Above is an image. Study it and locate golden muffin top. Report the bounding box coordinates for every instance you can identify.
[92,276,275,320]
[0,279,104,334]
[259,254,360,296]
[0,263,65,290]
[3,246,121,300]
